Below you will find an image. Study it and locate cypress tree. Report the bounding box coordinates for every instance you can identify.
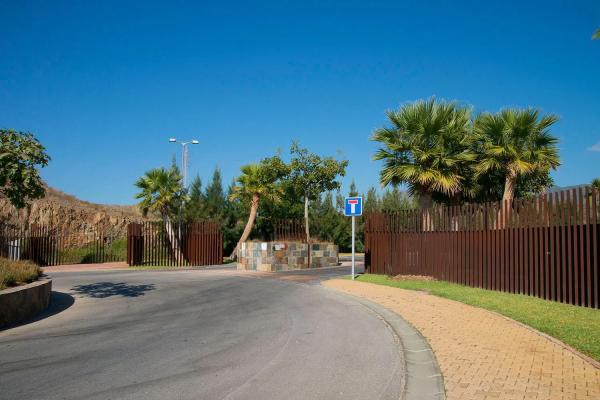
[204,167,226,219]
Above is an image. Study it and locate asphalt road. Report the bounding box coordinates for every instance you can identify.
[0,267,403,400]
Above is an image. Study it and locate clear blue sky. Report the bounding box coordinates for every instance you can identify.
[1,1,599,205]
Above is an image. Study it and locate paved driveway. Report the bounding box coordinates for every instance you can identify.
[0,267,402,400]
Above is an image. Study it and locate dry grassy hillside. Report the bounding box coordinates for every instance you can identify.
[0,187,146,236]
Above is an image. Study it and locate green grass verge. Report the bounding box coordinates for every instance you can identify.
[349,273,600,362]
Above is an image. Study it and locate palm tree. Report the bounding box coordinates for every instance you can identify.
[473,108,560,203]
[135,167,185,262]
[229,156,288,260]
[593,28,600,40]
[371,98,475,228]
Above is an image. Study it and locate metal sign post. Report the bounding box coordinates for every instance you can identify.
[344,196,362,280]
[351,215,355,280]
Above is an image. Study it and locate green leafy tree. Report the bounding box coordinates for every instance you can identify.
[252,178,305,241]
[363,187,380,214]
[288,142,348,246]
[333,190,354,250]
[343,180,363,250]
[310,191,341,243]
[357,187,382,251]
[229,156,289,259]
[473,108,560,202]
[593,28,600,40]
[349,180,359,197]
[134,166,186,261]
[184,174,205,220]
[371,98,475,210]
[205,167,227,219]
[592,178,600,191]
[381,187,415,212]
[0,129,50,209]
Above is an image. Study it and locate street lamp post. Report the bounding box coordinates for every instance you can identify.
[169,138,199,188]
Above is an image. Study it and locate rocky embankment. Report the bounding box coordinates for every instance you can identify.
[0,187,145,238]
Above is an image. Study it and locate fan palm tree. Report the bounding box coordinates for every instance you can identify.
[229,156,289,259]
[473,108,560,203]
[371,98,475,228]
[135,167,185,262]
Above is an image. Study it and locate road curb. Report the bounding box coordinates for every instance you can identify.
[326,288,446,400]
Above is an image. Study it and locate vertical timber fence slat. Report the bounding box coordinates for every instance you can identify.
[0,223,128,267]
[364,187,600,308]
[126,220,222,267]
[592,189,599,308]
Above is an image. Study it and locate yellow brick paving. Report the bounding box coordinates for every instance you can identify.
[323,279,600,400]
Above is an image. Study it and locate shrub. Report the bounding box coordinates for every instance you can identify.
[58,238,128,264]
[0,258,41,290]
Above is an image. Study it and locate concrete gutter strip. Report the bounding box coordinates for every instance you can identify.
[329,288,446,400]
[0,278,52,329]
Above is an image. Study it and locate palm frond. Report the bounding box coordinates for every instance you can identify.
[372,97,474,197]
[475,107,560,185]
[133,167,184,218]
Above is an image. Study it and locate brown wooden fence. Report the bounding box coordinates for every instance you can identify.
[273,219,306,242]
[364,187,600,308]
[0,224,127,266]
[127,220,222,266]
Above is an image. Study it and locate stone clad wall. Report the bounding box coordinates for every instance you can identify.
[237,241,338,272]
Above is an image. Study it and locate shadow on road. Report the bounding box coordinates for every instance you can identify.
[1,291,75,331]
[71,282,156,298]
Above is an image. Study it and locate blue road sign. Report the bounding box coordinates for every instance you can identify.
[344,197,363,216]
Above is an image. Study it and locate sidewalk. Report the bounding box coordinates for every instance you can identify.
[42,262,129,273]
[323,279,600,400]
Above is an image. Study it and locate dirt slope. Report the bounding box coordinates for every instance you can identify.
[0,187,145,235]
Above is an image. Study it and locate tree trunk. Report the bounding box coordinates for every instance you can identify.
[164,215,185,263]
[230,193,260,260]
[448,194,461,231]
[304,194,311,268]
[498,171,517,229]
[418,193,434,231]
[502,171,517,202]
